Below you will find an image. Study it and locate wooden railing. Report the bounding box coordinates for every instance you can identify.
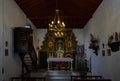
[11,77,46,81]
[19,44,38,72]
[74,79,111,81]
[29,44,38,62]
[28,44,38,71]
[71,75,103,81]
[71,76,111,81]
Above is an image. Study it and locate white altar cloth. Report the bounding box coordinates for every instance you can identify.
[47,58,73,71]
[47,58,73,62]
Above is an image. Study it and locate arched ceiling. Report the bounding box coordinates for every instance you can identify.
[15,0,103,29]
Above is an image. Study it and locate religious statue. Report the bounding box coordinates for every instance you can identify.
[56,42,64,58]
[48,41,54,52]
[76,52,88,77]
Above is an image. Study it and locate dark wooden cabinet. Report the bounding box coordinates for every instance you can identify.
[14,27,33,53]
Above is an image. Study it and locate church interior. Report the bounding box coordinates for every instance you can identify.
[0,0,120,81]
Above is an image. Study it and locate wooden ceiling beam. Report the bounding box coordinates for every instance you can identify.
[88,0,103,5]
[34,23,85,29]
[23,0,45,10]
[31,17,90,28]
[28,15,92,19]
[15,0,30,6]
[15,0,103,29]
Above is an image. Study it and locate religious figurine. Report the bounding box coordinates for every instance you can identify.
[48,41,54,52]
[56,43,64,58]
[76,51,88,77]
[89,34,99,55]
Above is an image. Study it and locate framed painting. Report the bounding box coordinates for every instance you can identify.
[76,45,84,54]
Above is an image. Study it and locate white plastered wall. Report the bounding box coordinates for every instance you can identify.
[0,0,27,81]
[84,0,120,81]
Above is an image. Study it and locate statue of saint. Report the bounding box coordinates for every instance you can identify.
[56,43,64,58]
[48,41,54,52]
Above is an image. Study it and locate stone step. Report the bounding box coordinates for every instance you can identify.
[47,70,72,76]
[47,76,70,79]
[31,71,92,81]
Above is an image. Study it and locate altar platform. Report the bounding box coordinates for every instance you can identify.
[31,70,92,81]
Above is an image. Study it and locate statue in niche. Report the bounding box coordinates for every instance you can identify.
[76,46,88,77]
[48,41,54,52]
[66,41,72,52]
[56,42,64,58]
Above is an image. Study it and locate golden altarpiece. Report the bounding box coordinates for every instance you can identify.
[39,29,78,70]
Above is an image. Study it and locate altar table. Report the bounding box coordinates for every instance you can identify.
[47,58,73,71]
